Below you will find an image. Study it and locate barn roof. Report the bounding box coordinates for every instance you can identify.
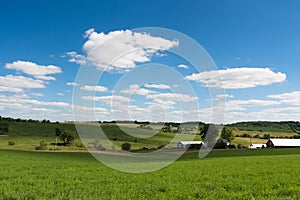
[178,141,203,145]
[269,139,300,147]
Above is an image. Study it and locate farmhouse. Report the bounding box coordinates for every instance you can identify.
[177,141,203,149]
[249,143,267,149]
[266,139,300,148]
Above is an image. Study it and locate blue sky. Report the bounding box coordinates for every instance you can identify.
[1,0,300,123]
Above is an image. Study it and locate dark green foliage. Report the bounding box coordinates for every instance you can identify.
[112,134,117,141]
[55,128,61,136]
[200,124,219,143]
[200,124,209,138]
[262,134,270,139]
[227,121,300,133]
[187,143,202,149]
[214,139,227,149]
[7,141,15,145]
[161,126,171,132]
[59,130,76,145]
[221,127,234,142]
[0,121,9,135]
[121,142,131,151]
[238,133,252,138]
[41,119,51,123]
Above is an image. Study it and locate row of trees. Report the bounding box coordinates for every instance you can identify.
[200,124,234,142]
[0,116,58,124]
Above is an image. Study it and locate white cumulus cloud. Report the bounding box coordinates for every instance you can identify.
[144,83,170,89]
[185,67,286,89]
[68,29,178,72]
[80,85,108,92]
[0,75,46,93]
[5,60,62,80]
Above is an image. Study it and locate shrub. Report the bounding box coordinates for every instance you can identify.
[96,143,106,151]
[113,134,117,141]
[240,133,252,138]
[188,144,202,149]
[261,134,270,139]
[35,140,47,150]
[121,142,131,151]
[8,141,15,145]
[75,143,84,148]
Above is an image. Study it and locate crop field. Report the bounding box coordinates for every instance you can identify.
[0,148,300,199]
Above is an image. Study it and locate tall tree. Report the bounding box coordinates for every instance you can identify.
[59,130,76,145]
[55,128,61,137]
[0,122,9,135]
[221,127,234,142]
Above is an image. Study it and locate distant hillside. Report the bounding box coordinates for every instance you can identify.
[226,121,300,133]
[1,116,300,150]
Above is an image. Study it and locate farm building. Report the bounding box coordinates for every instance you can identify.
[248,143,267,149]
[177,141,203,149]
[266,139,300,148]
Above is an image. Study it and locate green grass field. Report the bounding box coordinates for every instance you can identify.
[1,121,300,199]
[0,149,299,199]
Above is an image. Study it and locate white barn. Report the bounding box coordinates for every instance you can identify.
[266,139,300,148]
[249,143,267,149]
[177,141,203,149]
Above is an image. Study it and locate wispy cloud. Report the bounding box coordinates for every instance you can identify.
[0,75,46,93]
[144,83,170,89]
[120,84,155,96]
[185,67,286,89]
[5,60,62,80]
[177,64,190,69]
[80,85,108,92]
[57,93,64,96]
[268,91,300,105]
[66,82,79,86]
[146,93,198,102]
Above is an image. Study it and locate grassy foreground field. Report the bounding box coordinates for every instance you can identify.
[0,149,299,199]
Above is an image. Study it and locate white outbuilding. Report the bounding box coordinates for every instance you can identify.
[177,141,203,149]
[248,143,267,149]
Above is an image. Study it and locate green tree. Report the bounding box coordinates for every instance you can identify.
[0,122,9,135]
[59,130,76,145]
[200,124,219,139]
[221,127,234,142]
[55,128,61,137]
[121,142,131,151]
